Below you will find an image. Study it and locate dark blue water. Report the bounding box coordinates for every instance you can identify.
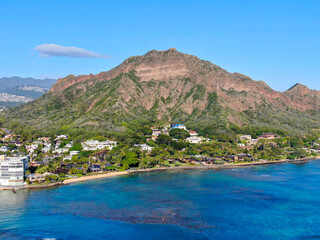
[1,161,320,240]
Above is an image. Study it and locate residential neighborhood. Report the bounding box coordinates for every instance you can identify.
[0,124,320,189]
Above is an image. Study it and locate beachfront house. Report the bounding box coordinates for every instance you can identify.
[89,165,101,172]
[26,172,56,183]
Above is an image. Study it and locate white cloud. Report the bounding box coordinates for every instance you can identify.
[34,43,109,58]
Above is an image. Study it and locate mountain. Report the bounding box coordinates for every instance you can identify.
[0,77,56,108]
[0,77,56,90]
[3,48,320,135]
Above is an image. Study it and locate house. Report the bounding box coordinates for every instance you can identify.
[0,146,9,152]
[11,142,23,147]
[81,140,118,151]
[52,168,69,174]
[65,143,73,148]
[39,137,51,143]
[249,139,259,145]
[53,148,69,154]
[258,133,275,140]
[26,144,38,154]
[63,156,72,161]
[239,145,254,150]
[42,145,51,153]
[171,124,187,130]
[32,140,44,145]
[239,135,252,141]
[70,151,80,156]
[134,144,153,152]
[152,129,162,136]
[186,136,202,144]
[189,131,198,136]
[237,143,245,147]
[225,155,238,162]
[29,161,41,167]
[27,172,56,183]
[89,165,101,172]
[27,173,46,183]
[55,135,68,140]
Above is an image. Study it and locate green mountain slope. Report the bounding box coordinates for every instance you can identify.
[3,48,320,135]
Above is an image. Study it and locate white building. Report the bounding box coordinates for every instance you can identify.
[0,146,9,152]
[42,143,52,153]
[65,143,73,148]
[63,156,72,161]
[55,135,68,140]
[81,140,117,151]
[172,124,187,130]
[53,148,69,154]
[134,144,153,152]
[186,136,202,144]
[70,151,80,156]
[0,155,28,188]
[152,129,162,136]
[26,144,38,154]
[189,131,198,136]
[248,139,259,145]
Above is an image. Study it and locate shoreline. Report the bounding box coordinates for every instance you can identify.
[2,156,319,191]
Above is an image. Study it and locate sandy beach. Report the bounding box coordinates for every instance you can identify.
[61,156,320,186]
[63,171,129,184]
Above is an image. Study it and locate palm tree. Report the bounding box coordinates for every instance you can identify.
[82,163,89,173]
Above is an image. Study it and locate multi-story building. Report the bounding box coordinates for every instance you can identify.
[0,155,28,188]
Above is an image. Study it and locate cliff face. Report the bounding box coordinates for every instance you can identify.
[5,48,320,133]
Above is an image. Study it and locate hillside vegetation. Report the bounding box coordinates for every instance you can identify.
[3,48,320,136]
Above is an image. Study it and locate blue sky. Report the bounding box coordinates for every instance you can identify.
[0,0,319,91]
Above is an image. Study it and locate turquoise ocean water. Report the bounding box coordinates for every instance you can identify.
[1,160,320,239]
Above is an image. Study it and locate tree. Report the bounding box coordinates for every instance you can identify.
[169,129,190,140]
[156,134,172,145]
[82,163,89,173]
[172,141,187,150]
[70,142,83,151]
[69,167,78,175]
[122,151,139,167]
[36,165,48,174]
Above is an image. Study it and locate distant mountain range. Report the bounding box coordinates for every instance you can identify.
[0,77,57,109]
[3,48,320,135]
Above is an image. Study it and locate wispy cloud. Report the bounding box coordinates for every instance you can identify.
[34,43,109,58]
